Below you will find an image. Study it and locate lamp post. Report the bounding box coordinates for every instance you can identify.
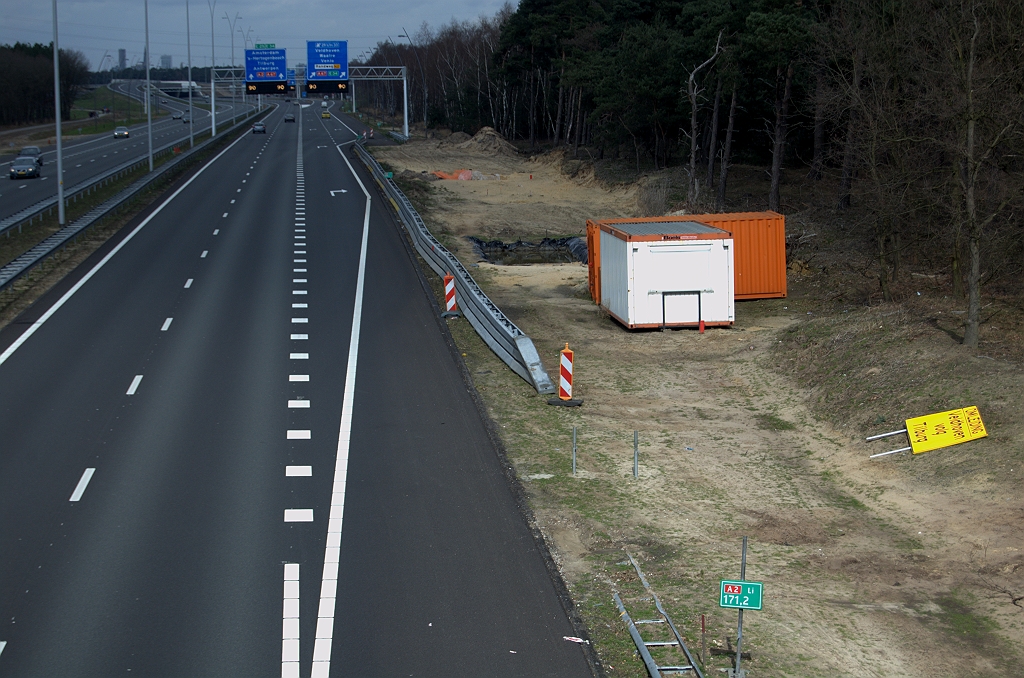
[223,12,240,124]
[145,0,153,172]
[207,0,217,136]
[186,0,194,146]
[398,28,426,137]
[51,0,65,225]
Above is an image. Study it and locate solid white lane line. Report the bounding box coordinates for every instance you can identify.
[126,374,144,395]
[282,563,300,678]
[289,375,309,382]
[0,132,252,369]
[288,400,310,408]
[311,143,373,678]
[161,318,173,331]
[290,353,309,359]
[286,466,312,476]
[291,334,308,340]
[286,430,310,439]
[213,229,219,235]
[0,641,5,657]
[69,468,96,501]
[201,250,208,258]
[184,278,193,288]
[284,509,313,522]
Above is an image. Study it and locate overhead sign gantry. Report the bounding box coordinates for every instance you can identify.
[306,40,349,94]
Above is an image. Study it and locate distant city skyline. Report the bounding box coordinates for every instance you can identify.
[0,0,512,71]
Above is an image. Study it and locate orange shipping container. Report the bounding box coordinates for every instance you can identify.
[587,211,785,302]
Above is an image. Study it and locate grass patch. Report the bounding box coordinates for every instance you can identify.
[755,413,796,431]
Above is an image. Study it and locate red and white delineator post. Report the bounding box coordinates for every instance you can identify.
[442,273,461,318]
[559,343,574,400]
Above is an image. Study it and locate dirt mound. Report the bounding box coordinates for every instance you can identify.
[438,131,472,147]
[453,126,518,157]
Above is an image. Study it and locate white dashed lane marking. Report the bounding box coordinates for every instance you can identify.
[286,430,311,440]
[288,400,310,408]
[201,250,208,258]
[284,509,313,522]
[161,318,173,331]
[289,375,309,382]
[69,468,96,502]
[184,278,193,288]
[126,374,143,395]
[286,466,312,476]
[290,353,309,359]
[291,333,308,339]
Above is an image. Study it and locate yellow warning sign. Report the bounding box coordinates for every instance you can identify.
[905,406,987,454]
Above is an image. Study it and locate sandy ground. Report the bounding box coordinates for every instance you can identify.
[373,136,1024,677]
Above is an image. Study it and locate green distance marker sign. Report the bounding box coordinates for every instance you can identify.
[255,43,275,49]
[720,580,763,610]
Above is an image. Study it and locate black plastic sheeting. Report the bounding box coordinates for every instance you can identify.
[469,236,588,265]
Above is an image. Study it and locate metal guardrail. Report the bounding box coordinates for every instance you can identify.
[0,110,265,292]
[353,143,555,395]
[387,131,409,143]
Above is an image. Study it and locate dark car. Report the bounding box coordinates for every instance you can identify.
[18,146,43,166]
[172,111,183,119]
[182,116,190,124]
[252,122,267,134]
[284,114,295,123]
[10,157,40,179]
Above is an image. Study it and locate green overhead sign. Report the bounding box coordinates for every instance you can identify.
[255,43,275,49]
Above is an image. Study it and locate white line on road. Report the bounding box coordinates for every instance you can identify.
[292,303,307,308]
[312,142,373,678]
[230,199,235,204]
[290,353,309,359]
[213,229,219,235]
[293,279,307,283]
[291,318,308,324]
[201,250,208,258]
[126,374,144,395]
[283,563,300,677]
[288,400,310,408]
[289,375,309,382]
[69,468,96,501]
[222,212,228,218]
[286,430,311,439]
[0,641,5,657]
[292,290,307,295]
[284,509,313,522]
[161,318,173,331]
[291,334,308,340]
[286,466,312,476]
[184,278,193,288]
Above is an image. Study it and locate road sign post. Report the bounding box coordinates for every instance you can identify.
[720,536,763,678]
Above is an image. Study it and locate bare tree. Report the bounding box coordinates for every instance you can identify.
[685,31,722,205]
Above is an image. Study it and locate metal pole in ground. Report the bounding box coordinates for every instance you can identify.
[207,0,217,136]
[633,430,639,478]
[735,536,748,677]
[572,426,577,476]
[51,0,65,225]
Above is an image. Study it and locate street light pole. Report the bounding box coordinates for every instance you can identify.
[223,12,240,125]
[186,0,194,147]
[399,28,427,138]
[145,0,153,171]
[207,0,217,136]
[51,0,65,225]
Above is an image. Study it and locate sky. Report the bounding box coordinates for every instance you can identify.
[0,0,512,70]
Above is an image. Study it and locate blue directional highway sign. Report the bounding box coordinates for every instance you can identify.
[245,49,286,82]
[306,41,348,81]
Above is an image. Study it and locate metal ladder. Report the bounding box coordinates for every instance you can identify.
[614,553,705,678]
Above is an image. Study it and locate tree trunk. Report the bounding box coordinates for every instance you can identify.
[808,66,825,180]
[572,87,583,157]
[705,78,722,189]
[716,81,737,212]
[837,110,856,210]
[553,82,564,145]
[528,67,537,148]
[768,63,793,213]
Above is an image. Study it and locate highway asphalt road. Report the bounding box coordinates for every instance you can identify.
[1,83,254,223]
[0,101,592,676]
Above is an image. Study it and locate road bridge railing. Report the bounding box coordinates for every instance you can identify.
[353,143,555,395]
